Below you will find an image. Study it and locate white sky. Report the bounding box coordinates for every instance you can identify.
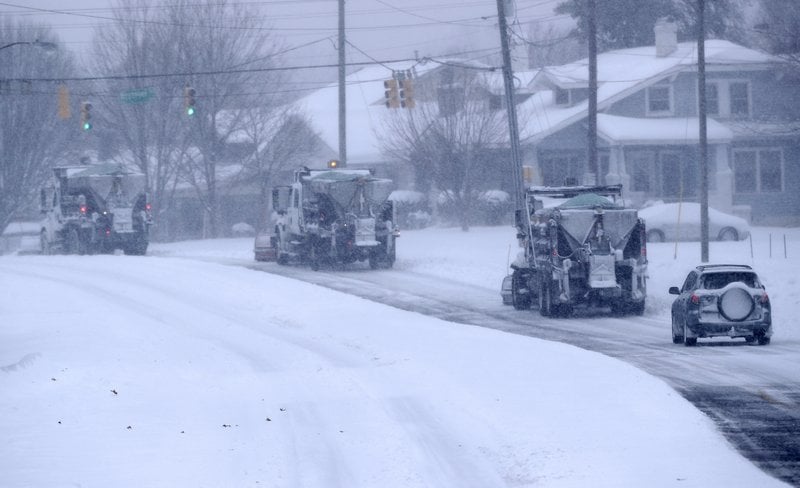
[2,0,567,65]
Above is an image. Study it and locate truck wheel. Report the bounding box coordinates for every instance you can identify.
[65,228,82,255]
[539,279,553,317]
[511,271,531,310]
[124,241,148,256]
[310,244,320,271]
[630,300,645,316]
[40,231,51,255]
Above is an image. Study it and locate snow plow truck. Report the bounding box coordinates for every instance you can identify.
[39,163,152,255]
[503,184,648,316]
[267,166,398,270]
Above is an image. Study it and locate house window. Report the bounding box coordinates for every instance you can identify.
[555,87,569,105]
[729,82,750,117]
[647,84,672,115]
[734,149,783,193]
[540,155,582,186]
[704,83,719,116]
[759,150,783,192]
[628,151,655,192]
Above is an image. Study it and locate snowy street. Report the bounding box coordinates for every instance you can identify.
[2,226,798,487]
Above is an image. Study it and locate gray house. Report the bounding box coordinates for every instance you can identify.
[519,21,800,225]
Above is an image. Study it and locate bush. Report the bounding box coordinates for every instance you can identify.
[389,190,431,229]
[231,222,255,237]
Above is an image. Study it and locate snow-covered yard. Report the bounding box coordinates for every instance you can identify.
[1,224,797,487]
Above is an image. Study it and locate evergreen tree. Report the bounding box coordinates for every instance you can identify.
[555,0,743,51]
[755,0,800,56]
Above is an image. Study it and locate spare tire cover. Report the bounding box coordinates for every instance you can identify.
[718,286,754,322]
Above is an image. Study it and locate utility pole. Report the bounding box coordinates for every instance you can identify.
[496,0,525,213]
[338,0,347,167]
[588,0,599,184]
[698,0,709,262]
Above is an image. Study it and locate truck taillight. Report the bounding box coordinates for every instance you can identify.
[641,225,647,257]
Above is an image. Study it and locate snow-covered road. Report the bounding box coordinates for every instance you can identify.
[151,224,800,486]
[0,247,789,487]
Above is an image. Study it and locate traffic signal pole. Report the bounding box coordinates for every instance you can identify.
[495,0,525,214]
[338,0,347,167]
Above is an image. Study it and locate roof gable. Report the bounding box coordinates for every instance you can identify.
[521,40,778,142]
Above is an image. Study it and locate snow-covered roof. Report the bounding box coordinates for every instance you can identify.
[295,59,464,165]
[294,62,407,165]
[597,114,733,145]
[520,40,778,142]
[726,120,800,139]
[486,69,540,94]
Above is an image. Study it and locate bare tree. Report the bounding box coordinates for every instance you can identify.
[381,66,509,231]
[0,19,76,234]
[92,0,288,238]
[526,22,584,68]
[167,0,286,238]
[233,108,321,233]
[91,0,189,240]
[752,0,800,72]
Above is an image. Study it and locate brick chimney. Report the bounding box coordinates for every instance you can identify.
[654,19,678,57]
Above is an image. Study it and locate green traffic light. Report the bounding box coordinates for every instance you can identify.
[83,122,92,131]
[186,107,195,116]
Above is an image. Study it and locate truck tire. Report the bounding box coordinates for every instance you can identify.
[539,279,553,317]
[40,230,51,255]
[65,227,83,255]
[310,242,320,271]
[511,270,532,310]
[124,241,148,256]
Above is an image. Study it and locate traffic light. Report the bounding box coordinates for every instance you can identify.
[80,101,92,131]
[184,86,196,116]
[400,78,415,109]
[327,159,340,169]
[384,79,399,109]
[57,85,71,120]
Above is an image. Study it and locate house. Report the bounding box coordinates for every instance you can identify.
[519,20,800,225]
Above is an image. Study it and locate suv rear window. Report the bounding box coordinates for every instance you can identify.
[701,272,759,290]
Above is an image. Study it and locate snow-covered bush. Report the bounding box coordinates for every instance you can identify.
[389,190,431,229]
[476,190,512,226]
[231,222,255,237]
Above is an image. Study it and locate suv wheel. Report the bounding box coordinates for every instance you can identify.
[672,315,684,344]
[755,331,771,346]
[684,322,697,347]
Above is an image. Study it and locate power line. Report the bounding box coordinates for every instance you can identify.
[2,51,504,84]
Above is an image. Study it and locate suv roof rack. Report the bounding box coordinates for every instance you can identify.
[696,264,752,271]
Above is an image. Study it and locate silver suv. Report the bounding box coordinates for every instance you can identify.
[669,264,772,346]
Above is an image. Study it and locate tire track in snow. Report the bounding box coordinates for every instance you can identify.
[242,260,800,487]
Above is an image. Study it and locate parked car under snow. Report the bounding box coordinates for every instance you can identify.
[639,202,750,242]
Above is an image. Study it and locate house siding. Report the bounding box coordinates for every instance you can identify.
[732,138,800,225]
